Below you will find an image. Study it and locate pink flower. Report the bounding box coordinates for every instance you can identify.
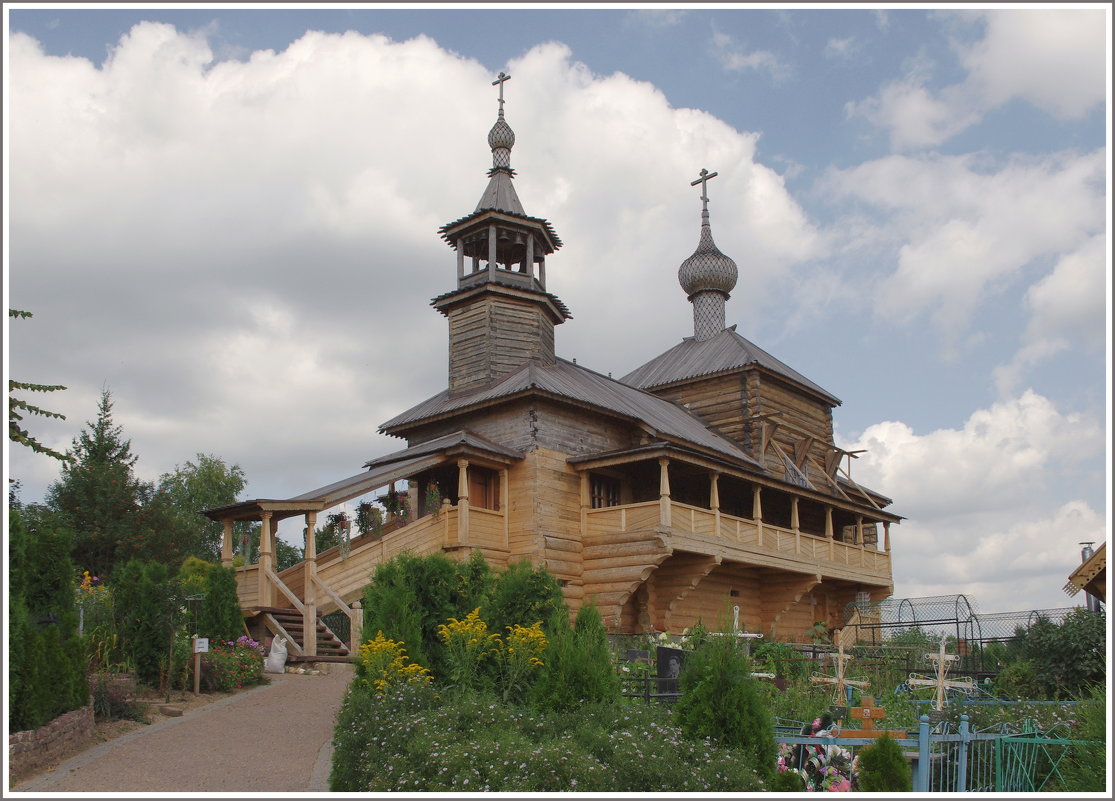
[827,778,851,792]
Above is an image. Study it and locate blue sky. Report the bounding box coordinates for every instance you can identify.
[4,5,1110,615]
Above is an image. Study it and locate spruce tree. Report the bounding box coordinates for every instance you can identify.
[46,389,147,575]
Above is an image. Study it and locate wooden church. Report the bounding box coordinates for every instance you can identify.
[205,74,901,659]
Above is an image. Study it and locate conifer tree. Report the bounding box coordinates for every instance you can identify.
[46,389,147,575]
[8,309,71,463]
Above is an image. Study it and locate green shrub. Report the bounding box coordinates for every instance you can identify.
[674,633,776,777]
[484,559,564,635]
[329,683,768,792]
[855,732,912,791]
[529,603,619,713]
[198,564,243,643]
[113,561,183,689]
[8,506,88,731]
[1056,682,1106,792]
[360,550,491,678]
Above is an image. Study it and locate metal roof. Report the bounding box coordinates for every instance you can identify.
[620,325,841,406]
[363,429,523,469]
[380,357,765,470]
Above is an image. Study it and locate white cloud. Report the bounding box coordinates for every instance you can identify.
[824,36,858,61]
[839,392,1105,613]
[839,390,1102,521]
[848,9,1106,149]
[994,234,1109,394]
[957,9,1108,120]
[818,150,1105,348]
[7,25,819,507]
[710,29,788,80]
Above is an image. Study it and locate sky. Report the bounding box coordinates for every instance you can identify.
[4,5,1110,617]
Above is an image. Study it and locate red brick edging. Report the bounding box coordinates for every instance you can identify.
[8,703,95,784]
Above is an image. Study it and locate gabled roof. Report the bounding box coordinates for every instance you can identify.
[363,429,523,470]
[1064,542,1106,602]
[620,325,840,406]
[380,357,765,470]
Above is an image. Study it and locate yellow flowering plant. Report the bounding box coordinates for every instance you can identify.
[437,608,499,690]
[496,621,547,702]
[356,631,432,695]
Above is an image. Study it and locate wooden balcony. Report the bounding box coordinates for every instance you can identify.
[585,500,890,584]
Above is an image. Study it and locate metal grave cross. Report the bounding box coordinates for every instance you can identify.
[690,168,719,213]
[809,635,869,705]
[492,72,511,113]
[905,639,976,711]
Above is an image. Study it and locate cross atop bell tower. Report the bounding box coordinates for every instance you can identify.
[433,73,570,395]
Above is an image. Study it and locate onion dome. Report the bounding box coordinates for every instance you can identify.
[678,220,738,298]
[678,169,738,342]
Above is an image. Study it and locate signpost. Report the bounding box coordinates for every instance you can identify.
[192,636,209,695]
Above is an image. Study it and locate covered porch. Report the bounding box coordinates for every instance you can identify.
[202,431,522,659]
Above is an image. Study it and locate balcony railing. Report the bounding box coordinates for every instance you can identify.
[585,501,890,576]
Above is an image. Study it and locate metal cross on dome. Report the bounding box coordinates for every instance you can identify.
[690,168,719,213]
[493,71,511,113]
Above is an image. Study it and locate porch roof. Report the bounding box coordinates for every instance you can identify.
[202,430,521,523]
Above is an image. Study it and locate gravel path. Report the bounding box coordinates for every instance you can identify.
[14,663,354,794]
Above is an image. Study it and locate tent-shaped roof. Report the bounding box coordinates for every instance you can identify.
[620,325,840,406]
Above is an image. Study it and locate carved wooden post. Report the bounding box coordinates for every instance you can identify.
[825,506,835,561]
[709,472,721,537]
[407,479,419,523]
[488,224,497,273]
[658,457,671,528]
[525,235,535,280]
[456,238,465,280]
[752,486,763,547]
[455,459,470,546]
[303,511,318,658]
[883,521,891,553]
[221,520,234,567]
[258,511,273,607]
[580,472,590,542]
[500,468,509,549]
[350,600,363,654]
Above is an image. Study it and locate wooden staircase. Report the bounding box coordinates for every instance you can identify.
[259,607,352,663]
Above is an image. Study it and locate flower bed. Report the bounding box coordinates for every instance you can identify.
[200,636,266,692]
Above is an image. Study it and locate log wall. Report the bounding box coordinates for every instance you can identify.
[446,295,556,394]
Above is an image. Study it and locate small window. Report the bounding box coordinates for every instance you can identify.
[590,475,620,509]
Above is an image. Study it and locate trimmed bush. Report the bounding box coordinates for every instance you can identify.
[529,602,619,712]
[484,559,564,636]
[113,560,182,689]
[856,732,912,792]
[8,506,88,731]
[361,550,491,677]
[198,564,243,643]
[674,633,777,778]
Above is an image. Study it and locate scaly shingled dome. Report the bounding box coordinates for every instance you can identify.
[678,220,737,298]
